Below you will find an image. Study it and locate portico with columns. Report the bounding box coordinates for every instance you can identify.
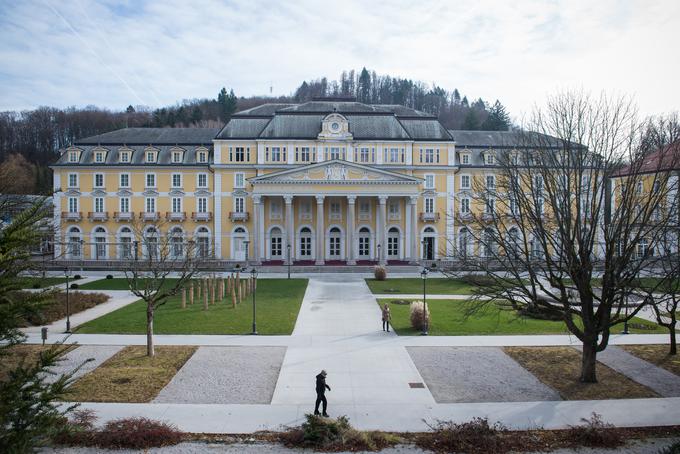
[248,160,423,266]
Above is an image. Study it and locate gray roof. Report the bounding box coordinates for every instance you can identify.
[450,130,564,149]
[53,144,212,166]
[75,128,220,145]
[217,100,448,141]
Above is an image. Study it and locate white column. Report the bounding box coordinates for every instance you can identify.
[410,196,419,263]
[258,197,265,261]
[214,173,222,258]
[378,196,388,265]
[446,174,455,257]
[346,195,356,265]
[315,195,325,265]
[252,195,261,264]
[405,196,412,262]
[53,172,62,257]
[284,195,294,265]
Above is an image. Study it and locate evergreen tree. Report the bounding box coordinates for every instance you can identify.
[358,67,371,103]
[452,89,461,105]
[462,110,480,130]
[217,87,237,123]
[461,96,469,107]
[481,100,511,131]
[125,105,135,113]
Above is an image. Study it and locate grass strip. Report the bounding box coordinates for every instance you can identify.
[620,344,680,377]
[503,346,658,400]
[65,345,196,403]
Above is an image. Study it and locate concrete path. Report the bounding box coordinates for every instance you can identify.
[271,276,434,408]
[592,346,680,397]
[45,345,123,384]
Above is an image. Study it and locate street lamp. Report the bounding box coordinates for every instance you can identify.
[377,244,381,264]
[287,244,291,279]
[251,267,258,335]
[64,267,71,333]
[420,267,428,335]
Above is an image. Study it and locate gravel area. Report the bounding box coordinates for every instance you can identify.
[407,346,560,403]
[153,346,286,404]
[44,345,124,385]
[582,345,680,397]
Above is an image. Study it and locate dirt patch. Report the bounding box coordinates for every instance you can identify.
[0,343,76,382]
[503,346,658,400]
[621,344,680,377]
[18,291,109,326]
[65,345,196,403]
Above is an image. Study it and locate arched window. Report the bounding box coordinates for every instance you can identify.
[144,226,159,259]
[119,226,133,259]
[422,227,436,260]
[94,227,107,259]
[170,227,184,258]
[67,226,82,258]
[358,227,371,258]
[458,228,470,258]
[329,227,341,258]
[508,227,520,259]
[482,228,495,258]
[196,226,210,258]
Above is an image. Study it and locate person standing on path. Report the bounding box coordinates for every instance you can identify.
[382,303,391,332]
[314,369,331,417]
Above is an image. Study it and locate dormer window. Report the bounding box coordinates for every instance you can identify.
[119,151,130,163]
[68,151,80,163]
[198,151,207,163]
[146,151,156,163]
[172,151,183,163]
[460,153,470,165]
[485,153,495,165]
[94,151,105,163]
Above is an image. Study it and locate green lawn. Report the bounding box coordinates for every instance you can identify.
[76,279,308,335]
[378,298,665,336]
[19,277,71,289]
[366,278,476,295]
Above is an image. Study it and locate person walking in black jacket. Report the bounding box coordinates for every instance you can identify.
[314,369,331,417]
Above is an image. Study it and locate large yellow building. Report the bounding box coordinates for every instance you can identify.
[52,98,549,267]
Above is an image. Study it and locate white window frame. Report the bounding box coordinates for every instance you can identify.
[145,197,156,213]
[119,197,130,213]
[119,151,130,163]
[460,197,470,214]
[234,196,245,213]
[389,148,400,163]
[270,200,282,219]
[485,153,495,165]
[95,152,104,163]
[197,197,208,213]
[234,147,245,162]
[198,151,207,163]
[425,197,434,213]
[460,174,471,189]
[146,151,156,163]
[234,172,245,189]
[197,173,208,188]
[68,197,78,213]
[388,200,400,218]
[299,147,310,162]
[424,174,435,189]
[68,151,79,163]
[172,197,182,213]
[425,149,434,163]
[68,173,78,188]
[171,173,182,188]
[119,173,130,188]
[145,173,156,188]
[94,197,105,213]
[330,201,341,216]
[460,153,470,165]
[94,173,104,188]
[271,147,281,162]
[486,174,496,190]
[172,151,183,163]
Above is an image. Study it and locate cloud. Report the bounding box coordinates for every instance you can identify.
[0,0,678,118]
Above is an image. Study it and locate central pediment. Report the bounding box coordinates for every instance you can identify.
[249,160,421,185]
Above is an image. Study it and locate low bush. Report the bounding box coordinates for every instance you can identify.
[409,300,430,330]
[70,283,79,290]
[567,413,623,448]
[73,274,82,280]
[460,274,495,287]
[374,266,387,281]
[32,282,41,289]
[55,414,185,449]
[280,414,399,451]
[417,417,522,454]
[106,274,113,279]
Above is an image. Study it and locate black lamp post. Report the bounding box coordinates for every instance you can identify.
[421,267,428,335]
[244,240,250,267]
[251,267,258,335]
[64,267,71,333]
[377,244,381,264]
[287,243,291,279]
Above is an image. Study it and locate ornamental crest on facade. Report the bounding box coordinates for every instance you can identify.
[325,164,347,181]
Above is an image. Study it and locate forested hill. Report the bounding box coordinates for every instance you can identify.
[0,67,511,194]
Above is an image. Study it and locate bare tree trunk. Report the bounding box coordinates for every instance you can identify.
[580,337,598,382]
[146,306,155,357]
[670,322,677,355]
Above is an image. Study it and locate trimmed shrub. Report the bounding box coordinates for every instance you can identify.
[460,274,495,287]
[374,266,387,281]
[280,414,399,451]
[106,274,113,279]
[417,417,516,454]
[567,413,622,448]
[70,283,79,290]
[32,282,41,289]
[409,301,430,331]
[73,274,82,280]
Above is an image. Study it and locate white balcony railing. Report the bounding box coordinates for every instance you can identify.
[114,211,134,222]
[192,211,212,222]
[88,211,109,222]
[229,211,249,222]
[166,211,186,222]
[140,211,159,221]
[62,211,82,221]
[419,212,440,222]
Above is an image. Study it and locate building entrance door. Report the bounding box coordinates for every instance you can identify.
[358,227,371,259]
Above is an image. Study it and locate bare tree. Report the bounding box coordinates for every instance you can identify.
[444,91,680,382]
[122,220,203,357]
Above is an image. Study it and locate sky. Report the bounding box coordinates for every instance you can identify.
[1,0,679,120]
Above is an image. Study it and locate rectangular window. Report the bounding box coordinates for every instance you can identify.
[485,154,494,165]
[68,151,79,163]
[388,201,400,217]
[461,154,470,165]
[146,174,156,188]
[197,197,208,213]
[425,174,435,189]
[425,149,434,163]
[198,151,207,163]
[299,147,310,162]
[68,173,78,188]
[389,148,400,163]
[461,198,470,214]
[271,147,281,162]
[360,148,370,163]
[68,197,78,213]
[146,151,155,163]
[119,197,129,213]
[359,201,370,217]
[119,151,130,163]
[270,201,281,219]
[234,147,245,162]
[461,175,470,189]
[172,151,182,163]
[95,152,104,163]
[94,197,104,213]
[485,197,495,214]
[330,201,341,216]
[119,173,129,187]
[486,175,495,190]
[425,197,434,213]
[330,147,341,160]
[94,173,104,188]
[145,198,156,213]
[234,197,244,213]
[234,172,245,188]
[171,173,181,188]
[197,174,207,188]
[172,197,181,213]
